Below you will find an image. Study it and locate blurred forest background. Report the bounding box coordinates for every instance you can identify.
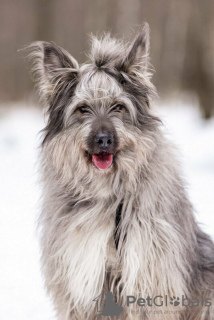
[1,0,214,118]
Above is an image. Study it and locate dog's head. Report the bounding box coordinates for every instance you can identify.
[29,24,160,182]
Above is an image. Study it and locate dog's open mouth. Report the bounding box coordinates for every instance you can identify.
[92,152,113,170]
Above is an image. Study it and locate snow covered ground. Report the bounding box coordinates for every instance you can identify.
[0,101,214,320]
[0,105,55,320]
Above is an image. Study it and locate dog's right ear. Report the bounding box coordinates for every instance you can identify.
[27,41,79,103]
[120,23,150,76]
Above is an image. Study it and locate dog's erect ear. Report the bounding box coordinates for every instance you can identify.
[28,41,79,103]
[121,23,150,75]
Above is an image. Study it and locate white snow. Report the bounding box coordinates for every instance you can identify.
[0,106,55,320]
[0,101,213,320]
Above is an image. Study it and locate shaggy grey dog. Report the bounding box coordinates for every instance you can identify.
[28,24,214,319]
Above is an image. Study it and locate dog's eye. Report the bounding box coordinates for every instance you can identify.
[112,105,124,112]
[119,77,127,85]
[77,106,90,114]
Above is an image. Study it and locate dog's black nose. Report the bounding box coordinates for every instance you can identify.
[95,132,113,148]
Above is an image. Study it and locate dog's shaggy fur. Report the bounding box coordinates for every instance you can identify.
[28,24,214,319]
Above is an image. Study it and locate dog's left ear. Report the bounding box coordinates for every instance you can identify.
[121,23,150,75]
[27,41,79,104]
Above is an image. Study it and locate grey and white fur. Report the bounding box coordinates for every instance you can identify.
[28,24,214,319]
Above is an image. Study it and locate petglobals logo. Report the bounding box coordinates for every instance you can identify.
[93,293,212,318]
[93,292,123,318]
[127,295,212,308]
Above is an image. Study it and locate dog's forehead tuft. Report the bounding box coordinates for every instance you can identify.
[76,67,122,101]
[89,33,124,68]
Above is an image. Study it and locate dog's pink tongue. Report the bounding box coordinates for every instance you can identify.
[92,153,113,170]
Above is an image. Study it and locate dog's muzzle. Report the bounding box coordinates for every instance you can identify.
[92,131,114,170]
[87,126,118,171]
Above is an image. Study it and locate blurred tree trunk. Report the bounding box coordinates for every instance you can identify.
[36,0,54,41]
[115,0,141,35]
[54,0,87,63]
[85,0,118,37]
[158,0,191,93]
[183,0,214,118]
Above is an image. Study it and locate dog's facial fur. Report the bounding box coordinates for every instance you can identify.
[28,24,214,320]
